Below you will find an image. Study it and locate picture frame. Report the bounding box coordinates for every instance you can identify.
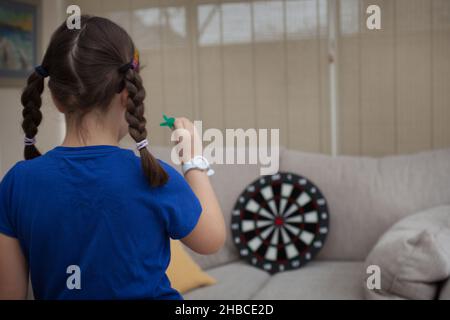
[0,0,41,87]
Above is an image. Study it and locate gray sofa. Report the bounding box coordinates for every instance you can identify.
[150,146,450,300]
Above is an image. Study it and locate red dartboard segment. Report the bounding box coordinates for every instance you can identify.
[231,172,330,274]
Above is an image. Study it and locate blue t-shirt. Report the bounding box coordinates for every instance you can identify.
[0,145,202,300]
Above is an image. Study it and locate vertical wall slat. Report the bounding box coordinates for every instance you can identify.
[160,1,194,142]
[338,0,361,155]
[130,0,166,146]
[360,0,396,156]
[319,0,331,154]
[395,0,432,154]
[197,4,225,131]
[432,0,450,148]
[221,2,256,130]
[71,0,102,15]
[188,1,201,121]
[102,0,131,31]
[253,1,287,146]
[286,0,322,153]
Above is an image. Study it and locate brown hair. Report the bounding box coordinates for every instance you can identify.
[21,15,168,187]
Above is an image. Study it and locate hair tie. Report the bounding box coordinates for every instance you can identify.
[136,139,148,151]
[118,48,140,73]
[24,136,36,146]
[35,65,49,78]
[130,49,139,70]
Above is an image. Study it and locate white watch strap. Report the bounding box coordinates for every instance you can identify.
[182,157,215,176]
[182,164,215,176]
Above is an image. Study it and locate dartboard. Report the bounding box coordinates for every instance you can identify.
[231,172,329,274]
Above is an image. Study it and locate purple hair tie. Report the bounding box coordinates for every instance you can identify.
[136,139,149,151]
[35,65,49,78]
[118,49,140,73]
[24,136,36,146]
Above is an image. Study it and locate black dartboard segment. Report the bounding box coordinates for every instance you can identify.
[231,172,329,274]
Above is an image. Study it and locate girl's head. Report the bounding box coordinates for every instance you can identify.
[21,15,168,187]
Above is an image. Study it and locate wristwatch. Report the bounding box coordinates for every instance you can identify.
[182,155,215,176]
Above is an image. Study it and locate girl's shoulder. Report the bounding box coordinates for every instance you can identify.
[0,154,53,192]
[0,160,29,194]
[1,161,22,181]
[1,151,58,182]
[1,158,35,180]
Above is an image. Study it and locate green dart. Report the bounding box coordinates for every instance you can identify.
[160,113,175,129]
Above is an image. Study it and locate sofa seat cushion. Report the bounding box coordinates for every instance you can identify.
[183,262,271,300]
[251,261,365,300]
[185,261,365,300]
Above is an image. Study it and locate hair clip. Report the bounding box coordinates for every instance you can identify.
[136,139,149,151]
[118,48,140,73]
[130,49,139,70]
[35,65,49,78]
[24,136,36,146]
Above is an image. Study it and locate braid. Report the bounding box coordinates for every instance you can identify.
[124,69,168,187]
[21,71,44,160]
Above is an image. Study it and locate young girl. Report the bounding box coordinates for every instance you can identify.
[0,16,225,300]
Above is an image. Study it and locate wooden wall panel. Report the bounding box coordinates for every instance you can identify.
[130,1,165,145]
[70,0,102,15]
[140,50,166,146]
[285,40,322,153]
[160,3,195,141]
[253,42,287,146]
[196,3,224,131]
[60,0,450,156]
[253,1,287,146]
[102,0,131,31]
[319,0,331,154]
[338,0,361,155]
[198,46,225,130]
[221,2,256,131]
[395,0,432,153]
[285,0,322,153]
[222,45,256,130]
[432,0,450,149]
[360,0,396,156]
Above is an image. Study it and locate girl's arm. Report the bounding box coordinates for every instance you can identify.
[172,118,226,255]
[0,234,28,299]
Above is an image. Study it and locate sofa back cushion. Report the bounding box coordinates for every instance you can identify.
[280,148,450,260]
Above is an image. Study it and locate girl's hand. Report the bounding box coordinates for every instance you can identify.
[171,117,225,255]
[172,117,202,163]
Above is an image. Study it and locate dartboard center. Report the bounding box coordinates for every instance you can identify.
[274,217,284,226]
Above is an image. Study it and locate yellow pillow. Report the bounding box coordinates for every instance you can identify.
[167,240,216,293]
